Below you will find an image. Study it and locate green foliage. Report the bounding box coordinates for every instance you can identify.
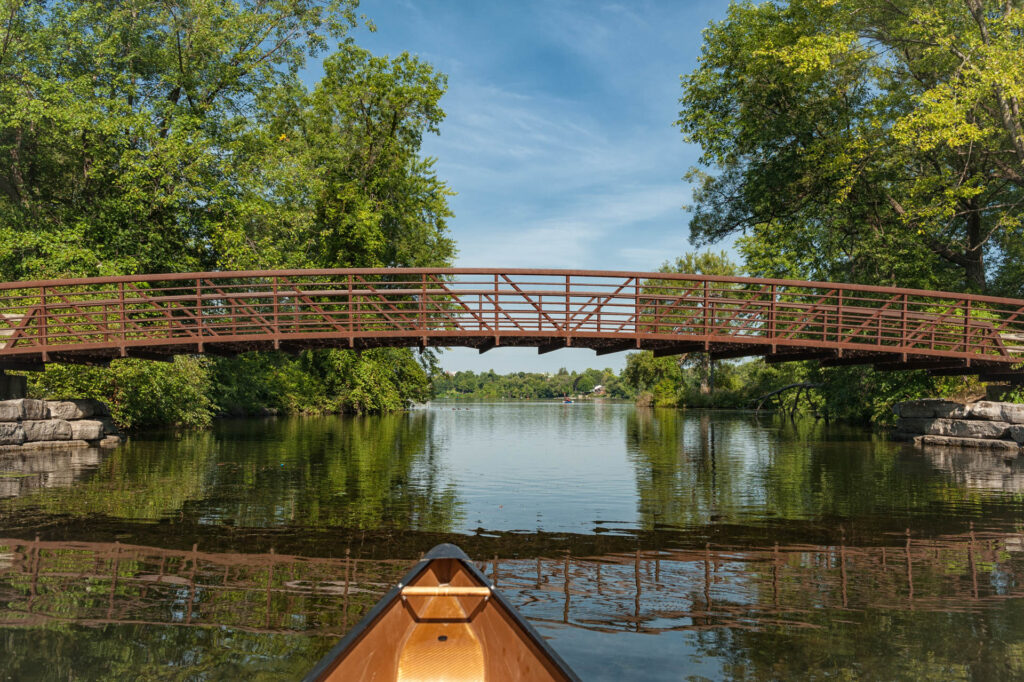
[622,353,818,411]
[432,367,632,400]
[810,365,983,424]
[26,357,215,429]
[678,0,1024,294]
[0,0,366,279]
[2,1,456,426]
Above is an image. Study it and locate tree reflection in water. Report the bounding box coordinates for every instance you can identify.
[1,412,463,532]
[3,405,1024,679]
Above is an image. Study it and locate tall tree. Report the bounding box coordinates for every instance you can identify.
[0,0,454,279]
[5,1,457,421]
[679,0,1024,294]
[652,251,742,394]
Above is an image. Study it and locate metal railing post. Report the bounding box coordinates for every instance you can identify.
[702,280,709,338]
[420,272,426,332]
[272,276,279,349]
[634,277,640,336]
[965,298,971,354]
[118,281,126,353]
[39,286,47,353]
[196,278,203,343]
[901,294,907,354]
[837,289,844,344]
[565,274,570,336]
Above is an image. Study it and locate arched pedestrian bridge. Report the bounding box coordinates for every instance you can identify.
[1,268,1022,382]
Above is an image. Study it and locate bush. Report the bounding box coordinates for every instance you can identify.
[27,356,216,430]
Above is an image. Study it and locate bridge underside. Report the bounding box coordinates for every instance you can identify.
[3,331,1020,383]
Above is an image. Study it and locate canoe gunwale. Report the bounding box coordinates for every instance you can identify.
[302,543,581,682]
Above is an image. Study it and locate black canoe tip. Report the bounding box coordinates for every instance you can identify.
[422,543,472,561]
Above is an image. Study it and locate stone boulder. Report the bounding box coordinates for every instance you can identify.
[0,398,49,421]
[894,418,936,435]
[965,401,1007,421]
[948,419,1011,439]
[0,422,25,445]
[895,400,964,419]
[21,419,72,442]
[21,439,89,450]
[0,401,20,422]
[45,399,109,420]
[919,434,1020,452]
[919,418,1011,439]
[97,416,122,436]
[1010,426,1024,445]
[70,420,104,441]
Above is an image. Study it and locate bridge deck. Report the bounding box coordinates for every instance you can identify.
[1,268,1022,381]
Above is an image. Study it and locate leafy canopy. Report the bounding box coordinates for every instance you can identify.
[679,0,1024,294]
[0,0,454,279]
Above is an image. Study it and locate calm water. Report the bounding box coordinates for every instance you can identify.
[2,402,1024,680]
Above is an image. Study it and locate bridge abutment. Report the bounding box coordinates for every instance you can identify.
[0,398,122,453]
[892,399,1024,454]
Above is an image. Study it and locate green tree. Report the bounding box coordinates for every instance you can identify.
[3,1,456,423]
[678,0,1024,295]
[652,251,743,395]
[0,0,364,279]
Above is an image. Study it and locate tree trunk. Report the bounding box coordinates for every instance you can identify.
[965,208,986,292]
[700,354,712,395]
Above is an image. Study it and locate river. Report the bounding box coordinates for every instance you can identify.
[2,402,1024,680]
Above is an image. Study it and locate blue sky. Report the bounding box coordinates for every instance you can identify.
[349,0,733,373]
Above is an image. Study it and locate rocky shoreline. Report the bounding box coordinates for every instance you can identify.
[892,399,1024,454]
[0,398,122,453]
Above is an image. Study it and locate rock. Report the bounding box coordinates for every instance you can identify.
[896,400,963,419]
[98,435,122,448]
[21,419,72,442]
[0,401,21,422]
[894,418,936,434]
[0,422,25,445]
[70,420,104,441]
[921,418,955,436]
[948,419,1011,439]
[45,399,108,420]
[965,401,1005,421]
[98,416,121,436]
[1010,426,1024,445]
[919,434,1021,452]
[998,404,1024,425]
[0,398,48,421]
[934,403,969,419]
[20,439,90,450]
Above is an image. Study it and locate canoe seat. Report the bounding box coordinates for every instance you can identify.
[397,587,485,682]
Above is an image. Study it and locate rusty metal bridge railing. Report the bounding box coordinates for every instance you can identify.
[1,268,1022,380]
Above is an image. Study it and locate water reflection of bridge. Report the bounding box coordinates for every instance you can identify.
[1,531,1020,637]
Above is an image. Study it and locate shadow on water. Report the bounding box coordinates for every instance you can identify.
[2,404,1024,679]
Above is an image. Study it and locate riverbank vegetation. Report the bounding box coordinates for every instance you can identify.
[670,0,1024,421]
[3,1,452,427]
[432,368,632,401]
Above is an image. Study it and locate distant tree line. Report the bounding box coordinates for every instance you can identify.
[432,368,632,401]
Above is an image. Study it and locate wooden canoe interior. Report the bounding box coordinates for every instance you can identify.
[317,558,571,681]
